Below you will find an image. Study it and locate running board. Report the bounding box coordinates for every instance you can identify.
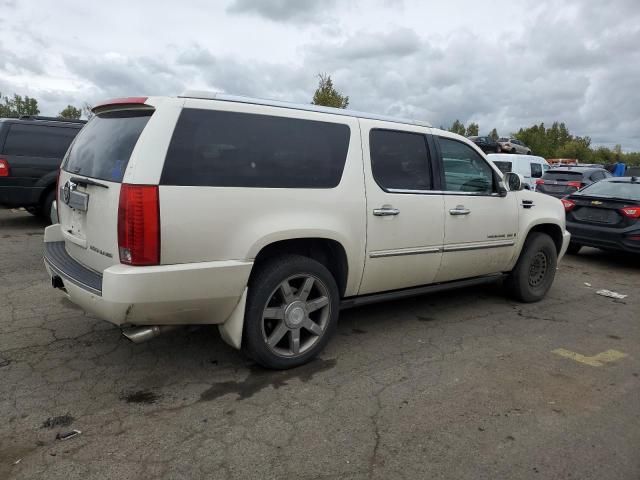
[340,274,505,310]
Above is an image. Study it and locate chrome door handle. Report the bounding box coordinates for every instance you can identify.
[449,206,471,215]
[373,206,400,216]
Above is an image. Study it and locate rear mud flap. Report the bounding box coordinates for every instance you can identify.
[218,288,247,350]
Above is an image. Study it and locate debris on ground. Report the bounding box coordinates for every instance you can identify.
[14,458,22,465]
[55,429,82,441]
[41,414,74,429]
[584,282,592,287]
[596,289,628,300]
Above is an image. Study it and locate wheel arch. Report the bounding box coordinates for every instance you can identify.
[524,222,564,254]
[250,237,350,297]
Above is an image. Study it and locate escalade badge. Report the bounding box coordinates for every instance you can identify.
[62,180,75,205]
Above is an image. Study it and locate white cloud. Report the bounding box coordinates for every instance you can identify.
[1,0,639,149]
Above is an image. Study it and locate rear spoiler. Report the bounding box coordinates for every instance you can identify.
[92,97,149,114]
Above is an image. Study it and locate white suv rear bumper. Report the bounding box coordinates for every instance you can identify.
[44,225,252,327]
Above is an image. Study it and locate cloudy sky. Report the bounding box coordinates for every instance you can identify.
[1,0,639,149]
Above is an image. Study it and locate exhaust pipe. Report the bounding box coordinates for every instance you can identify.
[121,326,179,344]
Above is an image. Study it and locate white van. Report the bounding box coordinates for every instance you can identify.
[487,153,550,190]
[44,92,569,369]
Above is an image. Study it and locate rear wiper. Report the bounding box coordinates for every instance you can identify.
[70,177,109,189]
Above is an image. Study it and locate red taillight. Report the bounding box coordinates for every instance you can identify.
[566,181,582,189]
[620,205,640,219]
[118,184,160,266]
[561,198,576,212]
[0,158,9,177]
[535,179,545,185]
[627,235,640,241]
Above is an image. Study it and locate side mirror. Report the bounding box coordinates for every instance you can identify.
[504,172,525,191]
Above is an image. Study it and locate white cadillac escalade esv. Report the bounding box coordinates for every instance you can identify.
[44,92,570,369]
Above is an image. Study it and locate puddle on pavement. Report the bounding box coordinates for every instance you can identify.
[199,358,337,402]
[120,390,161,404]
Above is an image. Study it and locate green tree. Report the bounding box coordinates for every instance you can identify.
[58,105,82,119]
[311,74,349,109]
[448,119,466,136]
[556,138,592,162]
[489,128,499,141]
[465,122,479,136]
[0,93,40,118]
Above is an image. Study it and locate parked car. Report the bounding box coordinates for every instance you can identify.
[0,115,85,223]
[468,135,501,154]
[498,138,531,155]
[487,153,550,190]
[536,166,612,198]
[561,176,640,254]
[43,93,570,369]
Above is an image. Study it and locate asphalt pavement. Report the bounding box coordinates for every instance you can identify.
[1,207,639,479]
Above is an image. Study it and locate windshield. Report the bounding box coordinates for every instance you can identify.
[577,181,640,201]
[63,109,153,182]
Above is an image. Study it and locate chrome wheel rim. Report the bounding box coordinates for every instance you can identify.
[528,251,548,287]
[261,274,331,358]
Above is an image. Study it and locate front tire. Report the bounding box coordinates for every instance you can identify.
[505,233,557,303]
[242,255,339,369]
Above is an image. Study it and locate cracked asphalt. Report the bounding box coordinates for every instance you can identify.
[1,207,639,480]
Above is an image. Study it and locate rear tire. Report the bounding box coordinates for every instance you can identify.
[242,255,339,369]
[566,242,582,255]
[505,233,557,303]
[40,190,56,225]
[511,148,516,154]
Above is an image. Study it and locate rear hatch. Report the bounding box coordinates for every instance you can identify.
[58,106,154,272]
[567,181,640,228]
[537,170,584,197]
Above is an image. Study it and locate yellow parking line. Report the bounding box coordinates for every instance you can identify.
[552,348,628,367]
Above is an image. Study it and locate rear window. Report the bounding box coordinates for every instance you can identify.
[3,124,79,158]
[493,160,512,173]
[530,163,543,178]
[578,181,640,202]
[161,108,350,188]
[63,110,153,182]
[543,171,583,181]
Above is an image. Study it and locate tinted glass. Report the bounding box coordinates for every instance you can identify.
[3,124,79,158]
[161,109,350,188]
[64,110,152,182]
[440,137,495,193]
[530,162,543,178]
[369,129,431,191]
[590,171,606,181]
[543,171,583,181]
[578,181,640,201]
[493,161,512,173]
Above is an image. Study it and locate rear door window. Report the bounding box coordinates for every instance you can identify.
[369,129,432,191]
[161,109,350,188]
[63,110,153,182]
[3,124,79,158]
[530,163,543,178]
[439,137,495,193]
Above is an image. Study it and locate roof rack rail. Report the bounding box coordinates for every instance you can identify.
[178,90,432,128]
[18,115,86,124]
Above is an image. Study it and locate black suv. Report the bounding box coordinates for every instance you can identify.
[535,166,611,198]
[0,116,85,223]
[468,136,501,153]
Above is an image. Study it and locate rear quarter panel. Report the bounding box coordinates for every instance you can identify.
[158,100,367,297]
